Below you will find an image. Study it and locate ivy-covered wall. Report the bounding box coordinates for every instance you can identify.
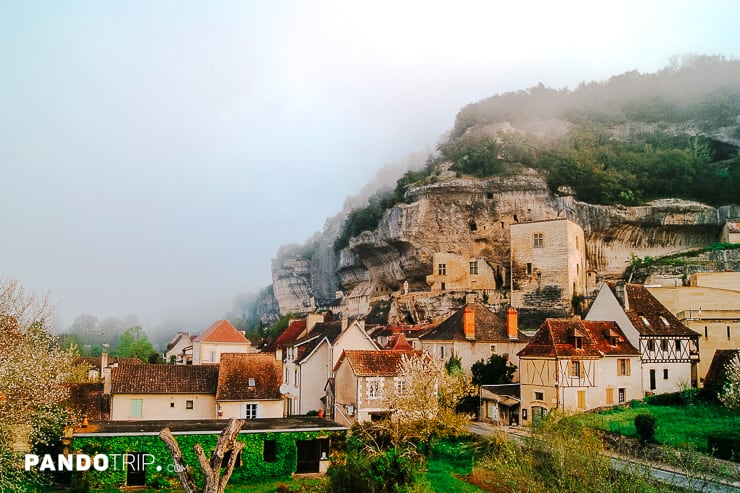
[71,430,335,490]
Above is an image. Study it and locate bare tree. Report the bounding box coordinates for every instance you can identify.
[159,418,245,493]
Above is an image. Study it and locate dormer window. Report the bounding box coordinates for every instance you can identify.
[248,378,255,387]
[610,336,619,346]
[660,316,670,327]
[573,336,583,349]
[640,316,650,327]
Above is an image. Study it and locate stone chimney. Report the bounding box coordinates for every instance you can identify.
[615,282,628,310]
[100,346,109,372]
[463,305,475,340]
[341,316,349,332]
[507,307,518,340]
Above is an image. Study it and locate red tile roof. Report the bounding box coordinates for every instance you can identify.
[518,319,640,358]
[110,364,219,394]
[192,320,249,343]
[216,353,282,401]
[335,349,419,376]
[270,319,307,350]
[385,333,414,351]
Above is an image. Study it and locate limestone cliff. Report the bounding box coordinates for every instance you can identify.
[270,169,739,320]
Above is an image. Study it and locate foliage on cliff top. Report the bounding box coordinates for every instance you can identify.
[334,56,740,251]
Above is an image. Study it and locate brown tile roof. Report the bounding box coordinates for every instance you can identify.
[75,356,145,369]
[110,364,219,394]
[420,303,530,342]
[703,349,740,391]
[295,321,343,363]
[66,383,109,421]
[192,320,249,343]
[335,349,419,376]
[518,319,640,358]
[608,283,700,337]
[166,332,191,351]
[216,353,282,401]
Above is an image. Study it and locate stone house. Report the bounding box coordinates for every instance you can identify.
[164,332,193,365]
[108,364,219,420]
[418,303,529,377]
[479,383,520,426]
[647,273,740,385]
[586,282,701,393]
[426,252,504,295]
[216,353,284,419]
[282,317,377,416]
[192,320,251,365]
[510,218,587,316]
[518,318,641,425]
[332,349,417,425]
[721,221,740,244]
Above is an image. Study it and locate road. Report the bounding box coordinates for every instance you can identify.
[468,421,740,493]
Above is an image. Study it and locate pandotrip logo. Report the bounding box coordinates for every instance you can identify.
[24,453,187,473]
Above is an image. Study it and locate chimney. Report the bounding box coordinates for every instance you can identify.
[341,316,349,332]
[306,313,324,333]
[463,305,475,340]
[507,307,518,340]
[615,281,628,310]
[100,345,109,372]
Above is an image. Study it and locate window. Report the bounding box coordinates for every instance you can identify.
[439,346,446,360]
[618,388,626,403]
[728,326,732,340]
[186,400,194,410]
[486,192,494,199]
[660,339,668,351]
[573,336,583,349]
[660,316,670,327]
[569,360,582,378]
[221,450,241,468]
[617,358,631,376]
[170,402,175,408]
[210,351,216,362]
[647,339,655,351]
[243,403,257,419]
[663,369,669,380]
[640,316,650,327]
[131,399,143,418]
[649,369,656,390]
[526,263,532,275]
[294,369,299,385]
[469,260,478,275]
[248,378,256,387]
[533,233,544,248]
[675,340,681,351]
[490,345,496,354]
[534,391,544,401]
[394,378,407,393]
[605,388,614,404]
[440,282,446,290]
[438,264,447,276]
[704,326,708,339]
[577,390,586,409]
[263,440,276,462]
[367,380,380,399]
[610,336,619,346]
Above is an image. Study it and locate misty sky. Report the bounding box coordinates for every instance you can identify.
[1,0,738,334]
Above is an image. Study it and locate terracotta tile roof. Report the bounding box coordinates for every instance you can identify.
[76,356,145,369]
[420,303,530,342]
[267,319,307,352]
[216,353,282,401]
[608,283,700,337]
[385,333,414,351]
[66,383,109,421]
[518,319,640,358]
[703,349,740,391]
[110,364,219,394]
[335,349,419,376]
[192,320,250,343]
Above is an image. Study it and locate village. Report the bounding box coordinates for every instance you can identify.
[59,217,740,488]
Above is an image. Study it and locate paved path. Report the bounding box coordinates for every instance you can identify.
[468,421,740,493]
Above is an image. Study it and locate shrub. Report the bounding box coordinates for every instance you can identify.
[634,413,656,443]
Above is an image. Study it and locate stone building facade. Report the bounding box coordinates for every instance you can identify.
[510,218,587,316]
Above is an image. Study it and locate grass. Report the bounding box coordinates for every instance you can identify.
[424,439,483,493]
[571,400,740,452]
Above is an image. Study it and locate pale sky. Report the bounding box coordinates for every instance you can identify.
[1,0,738,333]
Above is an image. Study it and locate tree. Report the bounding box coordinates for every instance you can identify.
[115,325,157,361]
[718,353,740,411]
[0,279,77,492]
[159,418,245,493]
[471,354,517,386]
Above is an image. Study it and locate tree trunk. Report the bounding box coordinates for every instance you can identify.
[159,418,246,493]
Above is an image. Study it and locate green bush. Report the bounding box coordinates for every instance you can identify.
[634,413,657,443]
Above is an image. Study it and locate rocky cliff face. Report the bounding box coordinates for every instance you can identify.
[270,169,739,320]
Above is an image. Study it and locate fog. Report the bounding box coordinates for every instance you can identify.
[1,1,738,339]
